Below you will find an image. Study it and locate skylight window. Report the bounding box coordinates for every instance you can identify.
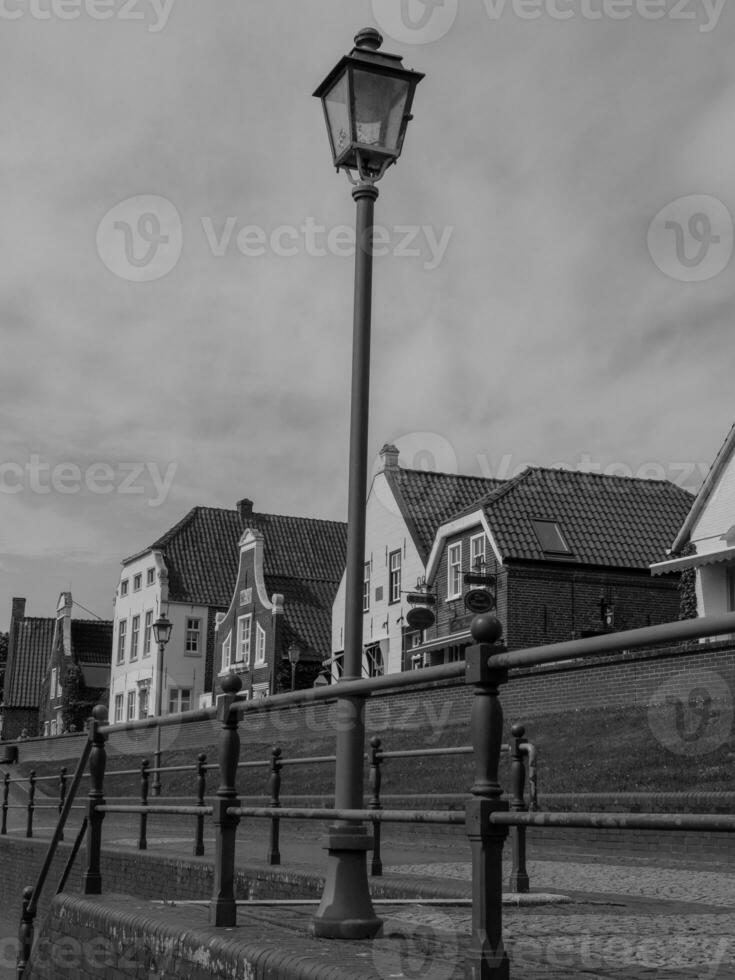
[531,519,571,556]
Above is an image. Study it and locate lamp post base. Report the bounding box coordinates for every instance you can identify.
[312,827,381,939]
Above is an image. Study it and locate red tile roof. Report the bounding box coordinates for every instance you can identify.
[462,467,694,568]
[133,506,347,608]
[386,469,504,561]
[4,617,55,708]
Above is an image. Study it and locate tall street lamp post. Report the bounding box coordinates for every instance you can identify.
[151,614,172,798]
[312,28,424,939]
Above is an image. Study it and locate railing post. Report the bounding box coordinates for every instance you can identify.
[138,759,150,851]
[508,723,530,894]
[465,613,510,980]
[16,884,33,980]
[267,746,282,865]
[210,674,242,927]
[368,735,383,876]
[25,771,36,839]
[194,753,207,857]
[82,705,108,895]
[58,767,67,843]
[2,772,9,835]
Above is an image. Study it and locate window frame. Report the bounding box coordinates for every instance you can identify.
[185,617,201,655]
[168,687,192,714]
[255,623,266,666]
[447,542,463,598]
[130,615,140,661]
[51,667,58,700]
[114,693,124,723]
[146,567,155,587]
[531,519,571,556]
[117,620,127,664]
[470,532,487,569]
[362,562,371,613]
[126,690,136,721]
[236,615,252,666]
[143,610,153,657]
[133,573,142,592]
[221,630,233,672]
[388,549,401,604]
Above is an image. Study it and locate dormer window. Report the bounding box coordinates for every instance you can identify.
[531,519,571,556]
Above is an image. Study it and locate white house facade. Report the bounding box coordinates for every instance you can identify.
[652,422,735,624]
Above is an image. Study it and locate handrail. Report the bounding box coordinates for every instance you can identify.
[488,610,735,670]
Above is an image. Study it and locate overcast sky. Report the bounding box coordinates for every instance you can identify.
[1,0,733,628]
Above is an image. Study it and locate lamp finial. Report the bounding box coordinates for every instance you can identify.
[354,27,383,50]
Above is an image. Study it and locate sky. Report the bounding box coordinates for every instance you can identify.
[1,0,734,630]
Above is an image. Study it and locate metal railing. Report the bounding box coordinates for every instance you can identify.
[14,609,735,980]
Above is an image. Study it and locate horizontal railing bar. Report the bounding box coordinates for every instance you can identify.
[227,806,464,824]
[488,811,735,832]
[489,611,735,670]
[97,805,214,816]
[279,755,336,766]
[378,746,474,760]
[237,761,269,769]
[233,661,466,715]
[99,706,216,736]
[152,898,473,907]
[31,775,62,783]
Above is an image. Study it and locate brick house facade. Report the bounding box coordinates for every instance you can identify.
[418,467,693,664]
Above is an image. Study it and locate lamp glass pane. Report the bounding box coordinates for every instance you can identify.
[323,71,351,159]
[351,69,410,154]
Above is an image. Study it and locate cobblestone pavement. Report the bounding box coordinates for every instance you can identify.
[381,860,735,978]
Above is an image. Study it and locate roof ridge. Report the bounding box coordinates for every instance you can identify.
[71,618,113,625]
[174,504,347,527]
[525,464,693,492]
[398,467,503,483]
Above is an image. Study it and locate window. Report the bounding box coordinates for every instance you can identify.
[447,542,462,598]
[168,688,192,714]
[470,533,487,569]
[389,550,401,604]
[221,631,232,671]
[240,588,252,607]
[364,644,384,678]
[237,615,252,665]
[133,573,142,592]
[143,611,153,657]
[185,618,201,654]
[130,615,140,661]
[51,667,58,700]
[126,691,136,721]
[120,579,129,597]
[146,567,155,587]
[728,567,735,612]
[114,694,124,723]
[117,620,127,664]
[531,519,571,556]
[43,722,50,737]
[50,720,57,736]
[255,623,266,666]
[253,682,269,700]
[363,562,371,612]
[138,687,150,718]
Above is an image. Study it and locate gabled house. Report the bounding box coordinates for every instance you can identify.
[213,514,347,699]
[0,594,113,741]
[38,593,112,736]
[330,444,502,678]
[0,598,55,740]
[110,499,346,722]
[651,421,735,625]
[418,467,694,663]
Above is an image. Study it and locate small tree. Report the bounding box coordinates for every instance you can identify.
[61,663,93,732]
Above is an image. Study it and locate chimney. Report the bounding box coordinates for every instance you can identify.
[11,597,25,624]
[379,444,400,472]
[237,498,254,521]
